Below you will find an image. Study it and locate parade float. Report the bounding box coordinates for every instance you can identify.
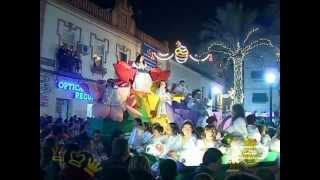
[89,41,216,136]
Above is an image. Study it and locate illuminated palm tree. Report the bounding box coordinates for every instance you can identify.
[200,2,273,104]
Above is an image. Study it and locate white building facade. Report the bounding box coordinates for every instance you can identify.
[40,0,222,119]
[243,48,280,114]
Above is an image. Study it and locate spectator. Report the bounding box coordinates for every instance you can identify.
[192,148,225,180]
[100,167,132,180]
[159,159,178,180]
[269,127,280,153]
[130,170,154,180]
[128,155,151,174]
[193,173,214,180]
[246,114,261,143]
[90,130,104,159]
[163,123,180,157]
[225,104,248,138]
[101,138,131,169]
[256,168,276,180]
[224,172,262,180]
[41,125,65,169]
[128,118,145,152]
[174,80,189,96]
[259,126,271,146]
[195,126,204,139]
[105,129,124,157]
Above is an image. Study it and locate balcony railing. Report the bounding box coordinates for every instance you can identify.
[56,45,82,75]
[64,0,112,24]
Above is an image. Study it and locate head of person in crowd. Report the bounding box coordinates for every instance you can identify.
[128,155,151,173]
[144,122,153,134]
[256,168,276,180]
[134,118,144,129]
[100,167,132,180]
[51,124,64,140]
[130,170,154,180]
[167,122,180,136]
[231,104,245,121]
[195,126,204,139]
[111,129,125,144]
[179,80,185,86]
[193,173,214,180]
[135,54,145,65]
[152,124,164,138]
[206,115,218,128]
[159,159,178,180]
[246,114,256,125]
[111,138,130,162]
[202,148,223,172]
[224,172,262,180]
[63,143,81,167]
[202,125,217,141]
[181,121,194,137]
[259,125,269,136]
[92,130,102,142]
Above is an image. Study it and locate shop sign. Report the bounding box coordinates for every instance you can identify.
[57,80,93,102]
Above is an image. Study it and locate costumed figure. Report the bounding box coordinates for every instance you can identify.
[156,81,171,117]
[132,54,153,93]
[168,121,198,166]
[225,104,248,138]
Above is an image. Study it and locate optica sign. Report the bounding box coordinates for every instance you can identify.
[57,80,93,102]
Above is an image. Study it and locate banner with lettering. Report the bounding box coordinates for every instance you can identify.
[143,43,158,68]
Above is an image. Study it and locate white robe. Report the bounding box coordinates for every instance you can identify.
[261,134,272,146]
[132,62,152,93]
[194,139,218,165]
[226,117,248,138]
[156,87,171,117]
[176,135,198,166]
[247,125,261,142]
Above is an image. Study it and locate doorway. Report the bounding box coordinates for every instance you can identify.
[56,98,69,120]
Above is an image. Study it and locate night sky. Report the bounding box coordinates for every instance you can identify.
[90,0,273,51]
[89,0,277,87]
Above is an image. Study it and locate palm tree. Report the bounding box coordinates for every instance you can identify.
[200,2,273,104]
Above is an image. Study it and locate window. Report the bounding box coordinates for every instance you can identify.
[252,93,268,103]
[116,44,130,62]
[251,71,264,80]
[56,98,69,119]
[86,104,93,118]
[62,30,75,47]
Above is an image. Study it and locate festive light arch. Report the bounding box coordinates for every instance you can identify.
[153,41,213,64]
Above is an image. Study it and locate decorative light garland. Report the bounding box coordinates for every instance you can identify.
[152,41,213,64]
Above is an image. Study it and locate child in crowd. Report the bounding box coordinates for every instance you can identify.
[246,114,261,143]
[128,118,145,153]
[195,125,219,165]
[172,121,198,166]
[146,124,167,157]
[259,125,272,146]
[162,123,181,158]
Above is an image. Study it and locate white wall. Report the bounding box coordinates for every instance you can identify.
[40,1,143,117]
[169,61,222,98]
[41,1,142,81]
[244,48,280,113]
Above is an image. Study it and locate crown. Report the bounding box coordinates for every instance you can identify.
[68,151,86,168]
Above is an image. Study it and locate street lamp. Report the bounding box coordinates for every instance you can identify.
[265,72,276,125]
[212,86,222,111]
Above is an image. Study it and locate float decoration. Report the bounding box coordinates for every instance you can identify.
[153,41,213,64]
